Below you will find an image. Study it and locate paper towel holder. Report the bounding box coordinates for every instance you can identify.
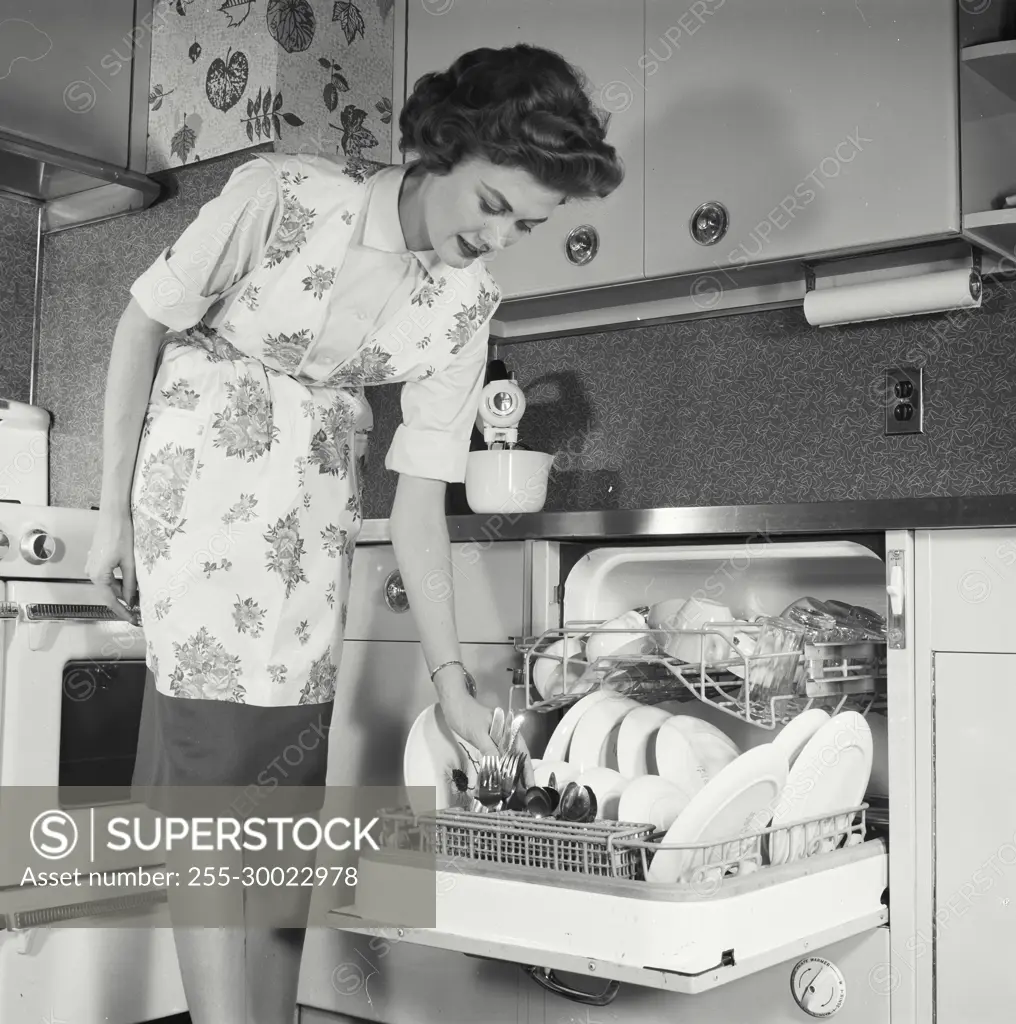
[801,245,984,327]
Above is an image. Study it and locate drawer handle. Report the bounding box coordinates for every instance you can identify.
[523,965,620,1006]
[383,570,410,613]
[564,224,599,265]
[690,200,729,245]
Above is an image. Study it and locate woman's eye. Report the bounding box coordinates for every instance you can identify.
[479,199,498,215]
[518,222,533,235]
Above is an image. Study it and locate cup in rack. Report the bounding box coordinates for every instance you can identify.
[585,609,657,664]
[654,598,736,664]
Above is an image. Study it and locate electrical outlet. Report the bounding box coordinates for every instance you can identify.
[885,366,924,435]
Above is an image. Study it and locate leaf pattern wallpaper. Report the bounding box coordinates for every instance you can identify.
[146,0,394,172]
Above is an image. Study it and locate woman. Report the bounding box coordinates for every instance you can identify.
[87,42,622,1024]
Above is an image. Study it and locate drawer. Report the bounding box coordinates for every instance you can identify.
[345,541,527,643]
[919,529,1016,652]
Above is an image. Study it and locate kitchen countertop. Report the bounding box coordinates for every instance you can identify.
[359,493,1016,544]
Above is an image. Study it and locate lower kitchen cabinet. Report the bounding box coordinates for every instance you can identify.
[932,652,1016,1024]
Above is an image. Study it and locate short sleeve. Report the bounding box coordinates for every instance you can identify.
[384,324,489,483]
[129,158,281,331]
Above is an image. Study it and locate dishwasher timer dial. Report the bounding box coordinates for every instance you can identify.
[790,957,846,1017]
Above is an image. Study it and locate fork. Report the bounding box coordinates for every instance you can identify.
[476,755,503,810]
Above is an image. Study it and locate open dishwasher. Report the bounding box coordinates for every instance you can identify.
[311,530,909,1024]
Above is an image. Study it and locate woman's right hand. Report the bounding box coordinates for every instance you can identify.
[86,511,139,623]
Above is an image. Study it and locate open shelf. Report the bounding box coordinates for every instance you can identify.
[962,40,1016,101]
[962,207,1016,261]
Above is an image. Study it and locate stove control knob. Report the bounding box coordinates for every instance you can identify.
[21,529,56,564]
[0,532,8,559]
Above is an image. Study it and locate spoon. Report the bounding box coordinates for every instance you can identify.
[558,782,596,823]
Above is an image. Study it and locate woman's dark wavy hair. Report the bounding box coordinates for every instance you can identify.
[399,44,624,201]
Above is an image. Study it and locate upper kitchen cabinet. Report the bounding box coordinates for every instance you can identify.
[0,0,160,228]
[0,0,138,168]
[403,0,645,301]
[643,0,959,280]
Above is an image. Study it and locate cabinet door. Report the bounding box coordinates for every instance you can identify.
[934,652,1016,1024]
[403,0,644,300]
[0,0,136,167]
[644,0,959,279]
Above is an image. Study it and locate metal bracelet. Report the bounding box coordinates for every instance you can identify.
[430,660,477,697]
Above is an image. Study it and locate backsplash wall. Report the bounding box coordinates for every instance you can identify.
[0,196,39,404]
[35,152,1016,512]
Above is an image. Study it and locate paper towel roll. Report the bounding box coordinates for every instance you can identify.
[803,268,982,327]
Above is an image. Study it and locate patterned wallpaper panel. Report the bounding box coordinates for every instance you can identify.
[146,0,394,172]
[0,196,38,404]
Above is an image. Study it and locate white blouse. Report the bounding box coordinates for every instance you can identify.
[129,159,490,484]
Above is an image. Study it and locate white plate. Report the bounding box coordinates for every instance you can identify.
[532,759,580,790]
[617,775,691,832]
[648,744,789,883]
[542,690,614,763]
[653,719,709,798]
[769,711,874,866]
[664,713,740,757]
[403,704,480,817]
[615,705,675,777]
[568,697,641,771]
[771,708,830,769]
[575,767,629,821]
[685,731,740,780]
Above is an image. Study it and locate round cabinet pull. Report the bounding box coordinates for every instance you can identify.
[383,570,410,613]
[565,224,599,266]
[689,201,729,246]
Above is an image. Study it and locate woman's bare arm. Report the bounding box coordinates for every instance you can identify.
[99,298,168,514]
[87,298,168,614]
[390,473,499,756]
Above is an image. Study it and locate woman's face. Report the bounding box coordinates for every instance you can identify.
[409,156,566,269]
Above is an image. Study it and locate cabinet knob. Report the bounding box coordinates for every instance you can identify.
[690,201,729,246]
[383,570,410,613]
[0,532,8,559]
[565,224,599,265]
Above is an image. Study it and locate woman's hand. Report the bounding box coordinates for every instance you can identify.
[433,666,499,756]
[86,511,139,623]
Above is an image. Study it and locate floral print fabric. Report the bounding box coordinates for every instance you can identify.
[130,154,501,709]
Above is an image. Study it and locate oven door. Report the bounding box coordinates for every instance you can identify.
[0,579,165,885]
[1,580,148,792]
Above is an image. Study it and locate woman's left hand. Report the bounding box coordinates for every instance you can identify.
[439,687,499,756]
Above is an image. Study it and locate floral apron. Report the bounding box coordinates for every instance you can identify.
[130,154,501,708]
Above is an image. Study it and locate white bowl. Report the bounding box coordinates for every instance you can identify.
[465,449,554,514]
[532,636,587,699]
[586,609,657,664]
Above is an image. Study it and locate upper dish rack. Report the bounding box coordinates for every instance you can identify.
[514,615,887,730]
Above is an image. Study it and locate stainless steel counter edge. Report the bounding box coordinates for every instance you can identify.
[358,494,1016,544]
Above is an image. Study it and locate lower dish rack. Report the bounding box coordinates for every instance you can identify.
[374,803,869,886]
[329,804,889,996]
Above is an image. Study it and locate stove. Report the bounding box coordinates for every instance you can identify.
[0,503,187,1024]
